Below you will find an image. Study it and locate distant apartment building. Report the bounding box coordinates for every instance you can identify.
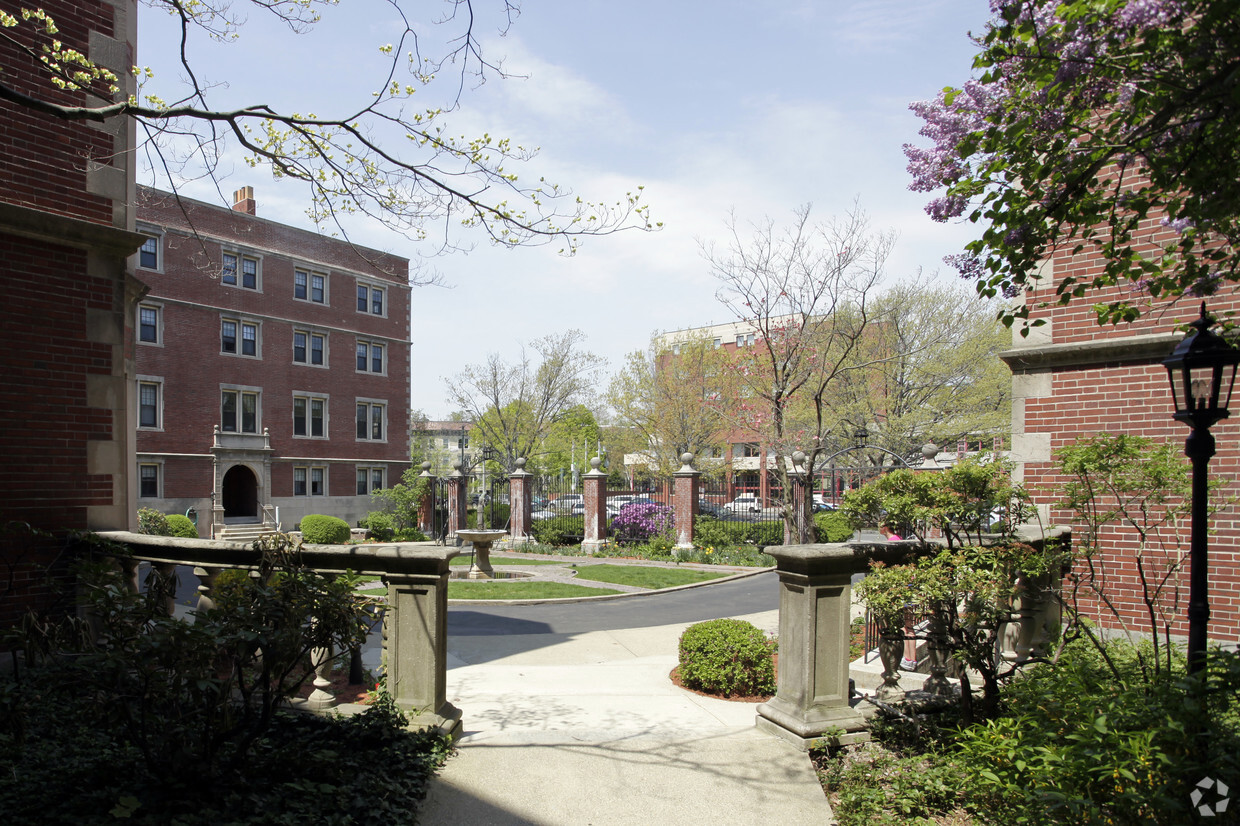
[133,186,412,537]
[417,420,478,475]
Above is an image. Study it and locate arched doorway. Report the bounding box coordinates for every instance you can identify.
[222,464,259,518]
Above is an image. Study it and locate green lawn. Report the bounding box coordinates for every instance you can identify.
[569,564,729,590]
[448,581,620,600]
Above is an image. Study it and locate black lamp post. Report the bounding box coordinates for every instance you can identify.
[1162,303,1240,675]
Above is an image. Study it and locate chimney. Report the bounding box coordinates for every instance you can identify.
[232,186,256,215]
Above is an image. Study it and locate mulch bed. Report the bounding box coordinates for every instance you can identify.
[668,654,779,703]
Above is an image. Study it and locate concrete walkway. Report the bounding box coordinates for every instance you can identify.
[413,607,835,825]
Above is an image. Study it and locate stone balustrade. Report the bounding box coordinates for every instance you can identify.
[96,530,462,738]
[756,525,1071,750]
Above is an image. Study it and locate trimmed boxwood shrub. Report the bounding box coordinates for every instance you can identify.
[678,618,776,697]
[814,510,855,542]
[361,511,396,542]
[165,514,199,538]
[300,514,351,544]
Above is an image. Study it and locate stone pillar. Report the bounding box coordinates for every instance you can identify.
[581,457,607,554]
[417,462,435,534]
[756,543,912,750]
[508,458,533,545]
[672,452,700,553]
[447,460,468,544]
[381,553,462,738]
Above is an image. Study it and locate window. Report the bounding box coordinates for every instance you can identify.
[671,343,681,355]
[355,401,385,441]
[139,463,160,498]
[292,331,325,365]
[221,389,259,433]
[356,340,384,373]
[222,319,258,357]
[138,305,160,344]
[138,379,161,429]
[221,252,259,289]
[139,236,159,270]
[292,466,323,497]
[713,338,722,349]
[736,332,755,347]
[295,269,327,303]
[357,466,385,495]
[357,283,385,315]
[292,394,327,438]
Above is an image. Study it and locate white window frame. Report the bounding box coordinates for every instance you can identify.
[137,234,162,272]
[356,281,386,317]
[137,303,162,347]
[138,461,162,498]
[355,339,386,374]
[355,399,387,442]
[292,329,327,367]
[292,393,329,439]
[221,250,261,291]
[137,376,163,431]
[221,316,261,358]
[356,465,386,495]
[221,385,261,434]
[295,268,328,304]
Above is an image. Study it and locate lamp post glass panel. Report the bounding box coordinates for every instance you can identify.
[1162,303,1240,676]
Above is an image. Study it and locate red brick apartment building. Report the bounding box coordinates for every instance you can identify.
[133,186,412,537]
[1002,230,1240,644]
[0,0,144,626]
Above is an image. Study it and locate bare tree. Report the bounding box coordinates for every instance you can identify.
[444,330,605,471]
[705,202,894,543]
[0,1,654,257]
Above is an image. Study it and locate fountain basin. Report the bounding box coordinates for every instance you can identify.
[453,529,509,578]
[449,569,535,581]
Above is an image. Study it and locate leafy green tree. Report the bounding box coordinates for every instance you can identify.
[537,404,602,477]
[906,0,1240,327]
[0,2,653,251]
[823,280,1012,461]
[445,330,605,471]
[369,466,431,534]
[607,335,735,477]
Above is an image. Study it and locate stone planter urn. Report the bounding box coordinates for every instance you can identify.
[876,630,906,701]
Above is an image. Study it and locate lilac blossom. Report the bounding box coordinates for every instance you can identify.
[612,502,674,542]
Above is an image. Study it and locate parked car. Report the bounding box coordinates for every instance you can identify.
[531,508,558,521]
[812,494,836,512]
[698,498,724,518]
[549,494,584,512]
[723,494,763,514]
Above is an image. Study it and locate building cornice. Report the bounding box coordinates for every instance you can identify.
[999,332,1182,372]
[0,201,146,256]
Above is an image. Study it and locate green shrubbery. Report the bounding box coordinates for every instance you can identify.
[136,507,169,536]
[692,516,783,549]
[818,640,1240,826]
[677,618,776,697]
[299,514,351,544]
[529,516,585,547]
[164,513,199,538]
[813,509,854,542]
[0,534,450,824]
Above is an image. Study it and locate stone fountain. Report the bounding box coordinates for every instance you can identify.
[453,528,508,579]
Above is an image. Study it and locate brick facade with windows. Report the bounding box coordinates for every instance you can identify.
[0,0,144,629]
[1003,218,1240,645]
[134,186,412,535]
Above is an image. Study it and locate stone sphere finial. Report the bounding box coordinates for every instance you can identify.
[421,461,431,472]
[792,450,806,466]
[452,458,463,471]
[921,443,938,461]
[516,457,526,470]
[590,456,601,470]
[680,452,694,465]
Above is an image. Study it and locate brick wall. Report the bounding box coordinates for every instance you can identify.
[134,186,412,527]
[1008,216,1240,644]
[0,0,141,628]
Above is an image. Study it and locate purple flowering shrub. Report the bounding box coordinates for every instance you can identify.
[611,502,674,543]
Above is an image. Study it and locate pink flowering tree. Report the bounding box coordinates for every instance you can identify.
[906,0,1240,327]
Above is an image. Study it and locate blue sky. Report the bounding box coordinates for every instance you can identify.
[138,0,995,418]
